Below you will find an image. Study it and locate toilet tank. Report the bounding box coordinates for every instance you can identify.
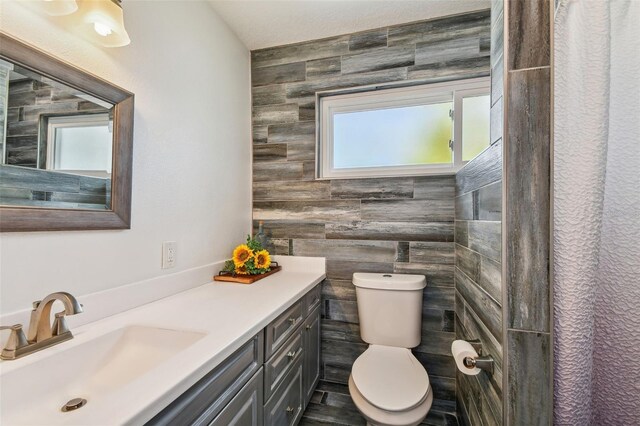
[353,273,426,348]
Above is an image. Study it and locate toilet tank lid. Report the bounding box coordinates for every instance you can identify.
[352,273,426,290]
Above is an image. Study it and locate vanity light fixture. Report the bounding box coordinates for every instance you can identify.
[79,0,131,47]
[40,0,78,16]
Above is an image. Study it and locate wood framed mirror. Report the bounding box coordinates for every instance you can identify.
[0,33,134,232]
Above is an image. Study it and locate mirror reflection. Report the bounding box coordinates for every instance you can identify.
[0,59,114,210]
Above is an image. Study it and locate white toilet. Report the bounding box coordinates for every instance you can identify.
[349,273,432,426]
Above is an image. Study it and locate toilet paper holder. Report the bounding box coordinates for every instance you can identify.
[463,340,495,374]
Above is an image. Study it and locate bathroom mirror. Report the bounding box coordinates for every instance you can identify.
[0,33,134,232]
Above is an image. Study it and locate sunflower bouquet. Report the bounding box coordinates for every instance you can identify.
[222,235,272,276]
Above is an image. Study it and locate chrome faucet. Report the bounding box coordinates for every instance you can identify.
[1,292,83,360]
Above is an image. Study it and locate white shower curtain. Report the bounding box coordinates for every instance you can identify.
[554,0,640,424]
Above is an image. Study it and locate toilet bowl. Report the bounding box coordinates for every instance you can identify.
[349,273,431,426]
[349,345,433,426]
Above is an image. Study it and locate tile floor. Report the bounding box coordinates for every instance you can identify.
[300,381,459,426]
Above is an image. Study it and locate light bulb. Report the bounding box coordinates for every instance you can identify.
[94,22,113,37]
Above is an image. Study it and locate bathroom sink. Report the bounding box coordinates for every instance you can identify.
[0,325,206,424]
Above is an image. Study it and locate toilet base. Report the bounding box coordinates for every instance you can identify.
[349,375,433,426]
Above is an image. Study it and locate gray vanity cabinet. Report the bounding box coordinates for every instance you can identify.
[264,327,304,401]
[303,285,321,316]
[263,284,321,426]
[146,332,264,426]
[302,305,320,407]
[265,299,304,359]
[146,284,322,426]
[210,368,264,426]
[264,359,304,426]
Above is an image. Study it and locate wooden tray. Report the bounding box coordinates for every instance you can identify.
[214,266,282,284]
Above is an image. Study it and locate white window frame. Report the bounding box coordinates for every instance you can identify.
[316,77,491,179]
[44,113,112,176]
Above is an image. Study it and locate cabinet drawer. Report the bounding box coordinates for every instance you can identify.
[304,284,321,315]
[264,326,303,401]
[147,332,264,426]
[265,300,303,359]
[209,368,264,426]
[264,358,303,426]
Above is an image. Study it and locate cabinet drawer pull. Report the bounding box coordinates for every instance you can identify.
[286,406,295,414]
[286,350,297,359]
[305,324,312,330]
[288,317,296,324]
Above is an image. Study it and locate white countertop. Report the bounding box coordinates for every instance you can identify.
[0,256,325,425]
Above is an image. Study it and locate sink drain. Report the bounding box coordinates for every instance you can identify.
[61,398,87,412]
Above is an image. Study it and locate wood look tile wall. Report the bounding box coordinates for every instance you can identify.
[0,165,109,208]
[457,1,554,425]
[504,0,553,425]
[5,77,108,168]
[251,10,491,423]
[455,1,505,425]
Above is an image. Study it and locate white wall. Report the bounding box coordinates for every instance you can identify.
[0,1,252,313]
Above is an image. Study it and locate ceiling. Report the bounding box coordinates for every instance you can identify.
[208,0,491,50]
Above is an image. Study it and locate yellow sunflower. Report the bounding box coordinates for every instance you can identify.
[232,244,253,267]
[235,264,248,275]
[253,250,271,269]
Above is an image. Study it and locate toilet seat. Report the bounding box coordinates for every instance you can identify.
[351,345,430,412]
[349,375,433,426]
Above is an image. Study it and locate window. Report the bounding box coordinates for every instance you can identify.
[45,113,113,177]
[317,77,490,179]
